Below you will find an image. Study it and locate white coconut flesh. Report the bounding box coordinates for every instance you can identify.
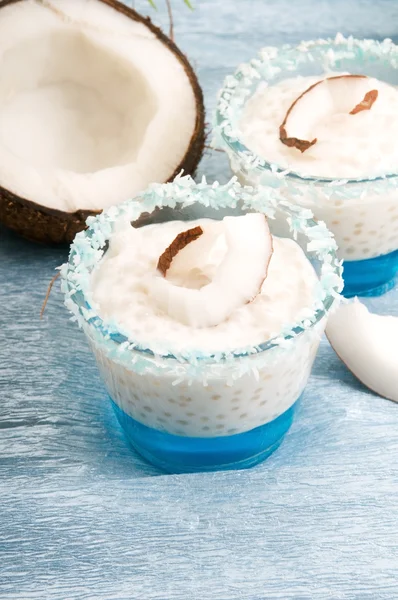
[149,214,273,328]
[280,75,378,152]
[326,299,398,403]
[0,0,197,212]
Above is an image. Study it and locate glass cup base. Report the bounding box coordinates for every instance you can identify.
[112,399,299,473]
[342,248,398,298]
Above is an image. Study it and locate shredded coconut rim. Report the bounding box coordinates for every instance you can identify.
[214,34,398,192]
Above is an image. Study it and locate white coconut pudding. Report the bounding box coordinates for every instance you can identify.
[62,177,342,471]
[237,72,398,262]
[215,36,398,298]
[91,215,318,354]
[240,74,398,180]
[0,0,204,243]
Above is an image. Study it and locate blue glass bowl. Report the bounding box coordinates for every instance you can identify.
[215,36,398,298]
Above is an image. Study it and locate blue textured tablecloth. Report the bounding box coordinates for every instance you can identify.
[2,1,398,598]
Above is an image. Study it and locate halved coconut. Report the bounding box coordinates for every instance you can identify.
[0,0,205,243]
[279,75,378,153]
[149,214,273,328]
[326,299,398,403]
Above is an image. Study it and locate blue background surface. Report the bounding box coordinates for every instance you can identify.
[1,1,398,598]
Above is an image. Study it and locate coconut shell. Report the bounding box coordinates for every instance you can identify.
[0,0,205,245]
[0,185,95,245]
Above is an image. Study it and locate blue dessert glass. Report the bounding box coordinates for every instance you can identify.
[214,35,398,297]
[61,177,342,473]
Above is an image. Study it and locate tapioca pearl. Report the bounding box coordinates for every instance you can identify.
[157,417,166,424]
[259,400,268,407]
[334,200,344,207]
[260,372,272,381]
[343,237,351,242]
[331,220,340,225]
[362,248,371,255]
[227,428,238,435]
[180,395,192,403]
[215,424,225,431]
[346,247,355,255]
[202,426,210,432]
[239,412,248,419]
[200,416,209,422]
[226,393,241,404]
[231,405,240,412]
[231,397,241,405]
[353,229,363,236]
[186,411,196,417]
[216,414,226,420]
[212,395,222,401]
[176,419,189,426]
[355,222,365,228]
[229,384,242,393]
[167,398,176,404]
[163,411,172,418]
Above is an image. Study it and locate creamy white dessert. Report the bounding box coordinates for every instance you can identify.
[86,215,322,437]
[237,74,398,260]
[92,217,318,354]
[240,74,398,179]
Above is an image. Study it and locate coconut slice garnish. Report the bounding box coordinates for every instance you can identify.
[326,299,398,403]
[0,0,205,243]
[149,214,273,328]
[279,75,379,153]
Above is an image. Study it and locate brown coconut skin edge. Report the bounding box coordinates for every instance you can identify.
[279,74,377,154]
[0,0,206,244]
